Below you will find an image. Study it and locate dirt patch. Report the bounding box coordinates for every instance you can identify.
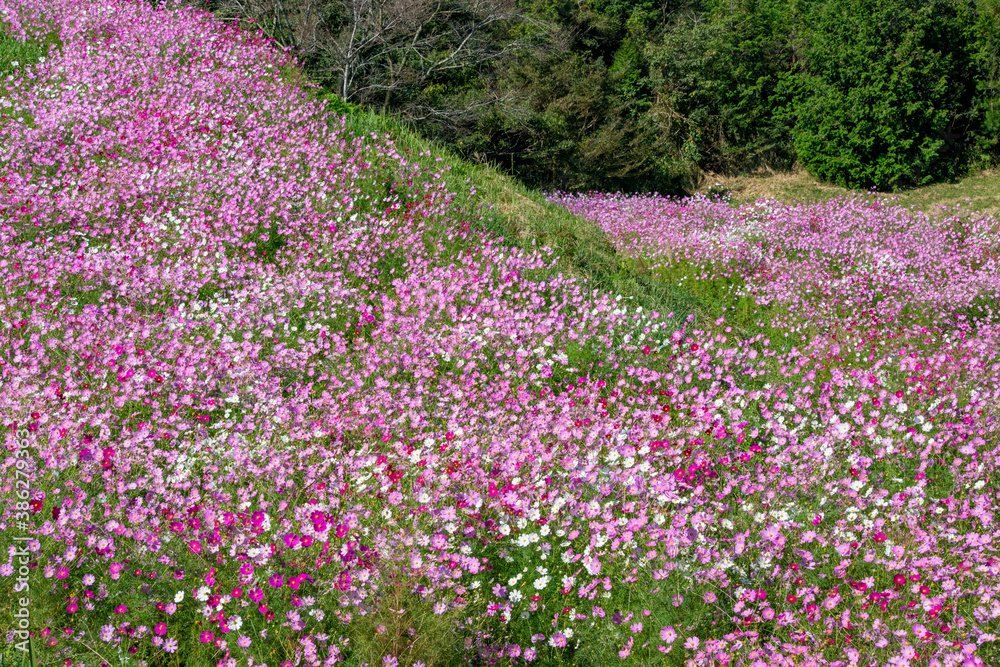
[697,166,850,205]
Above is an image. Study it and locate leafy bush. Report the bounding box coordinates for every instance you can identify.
[968,0,1000,168]
[789,0,980,190]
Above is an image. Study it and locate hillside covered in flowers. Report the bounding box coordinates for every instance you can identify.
[2,1,999,666]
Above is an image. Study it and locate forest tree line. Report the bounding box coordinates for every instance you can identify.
[193,0,1000,194]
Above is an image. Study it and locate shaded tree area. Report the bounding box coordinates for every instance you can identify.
[194,0,1000,193]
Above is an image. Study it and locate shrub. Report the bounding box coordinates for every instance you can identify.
[790,0,979,190]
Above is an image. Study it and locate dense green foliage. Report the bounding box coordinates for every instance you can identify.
[971,0,1000,163]
[787,0,981,189]
[202,0,1000,192]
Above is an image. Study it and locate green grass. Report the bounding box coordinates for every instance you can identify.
[0,25,60,77]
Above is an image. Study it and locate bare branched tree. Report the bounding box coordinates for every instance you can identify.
[211,0,536,122]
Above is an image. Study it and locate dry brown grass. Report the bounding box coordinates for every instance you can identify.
[696,166,1000,218]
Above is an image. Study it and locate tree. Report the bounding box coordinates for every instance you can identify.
[970,0,1000,166]
[789,0,979,190]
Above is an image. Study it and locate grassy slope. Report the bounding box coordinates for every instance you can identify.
[699,165,1000,216]
[293,82,704,325]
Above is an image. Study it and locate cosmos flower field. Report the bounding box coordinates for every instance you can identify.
[1,2,999,667]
